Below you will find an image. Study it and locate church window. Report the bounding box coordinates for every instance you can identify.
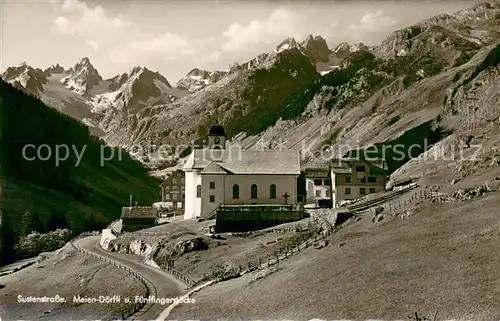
[270,184,276,199]
[251,184,258,199]
[232,184,239,199]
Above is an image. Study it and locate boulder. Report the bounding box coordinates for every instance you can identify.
[170,237,209,256]
[374,206,384,215]
[314,240,329,249]
[373,214,384,223]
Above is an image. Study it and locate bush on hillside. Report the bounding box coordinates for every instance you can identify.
[14,229,73,259]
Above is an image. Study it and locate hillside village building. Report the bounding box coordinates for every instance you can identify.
[159,169,185,210]
[304,166,332,204]
[183,125,301,220]
[304,158,388,207]
[121,206,158,232]
[330,158,388,206]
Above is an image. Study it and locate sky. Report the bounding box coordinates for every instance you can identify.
[0,0,482,84]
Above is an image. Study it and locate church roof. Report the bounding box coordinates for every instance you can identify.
[208,125,226,136]
[200,162,229,175]
[183,148,300,175]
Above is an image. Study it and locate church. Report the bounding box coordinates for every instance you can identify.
[183,125,301,220]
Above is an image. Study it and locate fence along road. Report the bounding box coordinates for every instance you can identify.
[73,236,186,320]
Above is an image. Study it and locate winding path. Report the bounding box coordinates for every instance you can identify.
[74,236,186,321]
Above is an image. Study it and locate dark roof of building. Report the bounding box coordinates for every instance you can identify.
[208,125,226,136]
[121,207,158,219]
[328,158,388,175]
[183,148,300,175]
[304,167,329,178]
[160,169,185,186]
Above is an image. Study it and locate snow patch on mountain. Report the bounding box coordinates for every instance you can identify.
[176,68,228,93]
[61,57,102,95]
[1,62,47,96]
[90,66,185,114]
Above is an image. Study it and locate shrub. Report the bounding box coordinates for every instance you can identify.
[388,115,401,126]
[14,229,72,259]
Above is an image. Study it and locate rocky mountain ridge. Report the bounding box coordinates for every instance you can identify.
[0,34,349,156]
[175,68,229,93]
[3,2,500,178]
[61,57,103,95]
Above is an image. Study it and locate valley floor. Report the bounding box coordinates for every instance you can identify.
[170,191,500,321]
[0,243,146,321]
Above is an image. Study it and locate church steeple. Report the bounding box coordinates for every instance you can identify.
[208,124,226,149]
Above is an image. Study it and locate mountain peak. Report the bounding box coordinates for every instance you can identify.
[334,42,350,53]
[1,62,47,96]
[131,65,145,75]
[61,57,102,95]
[176,67,228,92]
[275,37,301,53]
[300,34,331,63]
[44,63,65,75]
[80,57,91,64]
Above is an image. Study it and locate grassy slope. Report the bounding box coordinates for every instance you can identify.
[0,244,146,320]
[171,192,500,320]
[0,78,160,233]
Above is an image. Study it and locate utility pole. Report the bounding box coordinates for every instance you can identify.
[464,90,478,130]
[129,194,133,208]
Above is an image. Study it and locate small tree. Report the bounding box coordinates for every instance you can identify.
[18,210,43,237]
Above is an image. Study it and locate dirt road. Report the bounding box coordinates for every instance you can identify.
[74,236,188,320]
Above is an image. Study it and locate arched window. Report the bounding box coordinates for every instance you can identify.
[251,184,258,199]
[232,184,239,199]
[196,185,201,198]
[269,184,276,199]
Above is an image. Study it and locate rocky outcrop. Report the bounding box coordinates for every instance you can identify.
[100,229,117,250]
[44,64,65,75]
[61,57,102,95]
[301,35,332,63]
[156,237,209,258]
[2,62,47,96]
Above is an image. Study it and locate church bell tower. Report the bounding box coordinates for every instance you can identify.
[207,124,226,149]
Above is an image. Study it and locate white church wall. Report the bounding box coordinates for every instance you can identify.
[184,170,202,219]
[223,175,297,205]
[200,174,226,217]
